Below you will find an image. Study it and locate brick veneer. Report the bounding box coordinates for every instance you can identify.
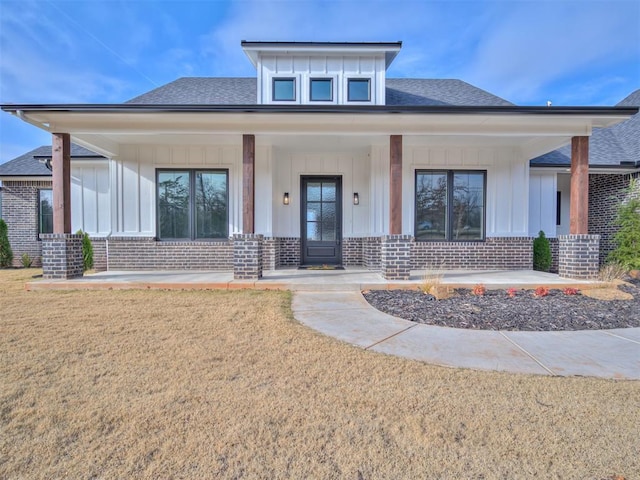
[548,237,559,273]
[91,238,108,272]
[411,237,533,270]
[41,233,83,279]
[558,234,600,279]
[381,234,412,280]
[589,172,640,264]
[105,237,233,270]
[363,237,382,270]
[1,180,51,266]
[342,237,363,266]
[278,237,300,267]
[233,234,263,280]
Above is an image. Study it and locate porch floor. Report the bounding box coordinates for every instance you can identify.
[26,267,600,292]
[25,268,639,379]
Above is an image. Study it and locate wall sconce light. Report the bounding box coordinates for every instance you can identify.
[283,192,290,205]
[353,192,359,205]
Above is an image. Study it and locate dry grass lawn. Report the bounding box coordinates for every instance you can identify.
[1,269,638,479]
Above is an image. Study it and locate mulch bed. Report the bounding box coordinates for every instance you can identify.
[363,278,640,331]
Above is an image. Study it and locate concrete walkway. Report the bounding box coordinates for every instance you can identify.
[26,268,639,379]
[292,291,640,380]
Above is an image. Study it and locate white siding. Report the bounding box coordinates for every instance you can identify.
[71,161,110,235]
[271,150,371,237]
[556,173,571,235]
[258,54,387,105]
[529,171,557,237]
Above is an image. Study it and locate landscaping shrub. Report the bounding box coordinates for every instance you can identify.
[21,253,33,268]
[607,181,640,270]
[76,229,94,271]
[472,284,486,296]
[533,286,549,297]
[533,230,552,272]
[0,219,13,267]
[506,287,517,298]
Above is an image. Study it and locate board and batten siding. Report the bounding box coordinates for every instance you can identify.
[71,160,110,235]
[110,144,246,237]
[270,149,371,237]
[373,144,531,237]
[257,54,387,105]
[528,171,558,238]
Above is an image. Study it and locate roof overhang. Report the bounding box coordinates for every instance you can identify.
[2,103,637,160]
[241,41,403,69]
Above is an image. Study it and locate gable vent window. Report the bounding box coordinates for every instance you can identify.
[310,78,333,101]
[273,78,296,101]
[347,78,371,102]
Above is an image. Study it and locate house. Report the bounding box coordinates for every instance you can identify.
[1,41,637,280]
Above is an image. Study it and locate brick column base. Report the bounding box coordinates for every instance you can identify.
[381,234,412,280]
[233,234,264,280]
[558,234,600,280]
[41,233,84,279]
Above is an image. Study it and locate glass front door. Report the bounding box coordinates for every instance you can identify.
[301,176,342,265]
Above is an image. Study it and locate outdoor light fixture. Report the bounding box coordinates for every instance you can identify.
[353,192,359,205]
[283,192,290,205]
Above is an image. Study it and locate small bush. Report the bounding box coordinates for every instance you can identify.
[563,287,579,296]
[607,187,640,269]
[472,284,486,296]
[506,287,518,298]
[533,286,549,298]
[599,262,627,282]
[21,253,33,268]
[533,230,552,272]
[76,230,94,271]
[0,219,13,268]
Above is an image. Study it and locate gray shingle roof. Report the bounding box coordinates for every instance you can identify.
[532,89,640,168]
[0,144,103,177]
[125,77,512,106]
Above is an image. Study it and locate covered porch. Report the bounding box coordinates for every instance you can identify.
[4,104,635,281]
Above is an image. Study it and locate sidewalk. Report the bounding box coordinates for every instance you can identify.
[292,291,640,380]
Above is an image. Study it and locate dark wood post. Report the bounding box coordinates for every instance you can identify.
[52,133,71,234]
[569,136,589,234]
[390,135,403,235]
[243,134,255,234]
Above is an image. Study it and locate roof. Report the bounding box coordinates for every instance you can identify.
[0,144,104,177]
[532,89,640,168]
[126,77,513,106]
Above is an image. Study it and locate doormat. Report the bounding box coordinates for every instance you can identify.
[298,265,345,270]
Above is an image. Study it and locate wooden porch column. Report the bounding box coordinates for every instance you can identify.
[390,135,403,235]
[569,136,589,234]
[52,133,71,234]
[243,134,255,234]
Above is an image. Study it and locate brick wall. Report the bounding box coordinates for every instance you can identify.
[233,234,263,280]
[558,234,600,279]
[92,238,108,272]
[589,172,640,264]
[104,237,233,270]
[549,237,559,273]
[1,180,51,267]
[41,233,83,279]
[411,237,533,270]
[278,237,300,267]
[381,235,412,280]
[363,237,382,270]
[342,237,363,266]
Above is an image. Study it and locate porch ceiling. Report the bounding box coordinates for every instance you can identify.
[5,106,636,159]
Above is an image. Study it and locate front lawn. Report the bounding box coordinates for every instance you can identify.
[0,269,638,478]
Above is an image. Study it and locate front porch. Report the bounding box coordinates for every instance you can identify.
[25,267,601,292]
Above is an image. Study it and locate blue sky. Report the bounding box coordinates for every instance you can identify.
[0,0,638,164]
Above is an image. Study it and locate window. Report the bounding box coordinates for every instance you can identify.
[272,78,296,101]
[556,191,561,226]
[310,78,333,101]
[347,78,371,102]
[415,171,486,241]
[157,170,228,240]
[39,189,53,235]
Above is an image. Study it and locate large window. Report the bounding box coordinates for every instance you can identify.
[39,189,53,235]
[272,78,296,101]
[157,170,228,240]
[415,171,485,241]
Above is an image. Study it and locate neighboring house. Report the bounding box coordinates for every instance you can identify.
[1,41,637,280]
[0,145,106,266]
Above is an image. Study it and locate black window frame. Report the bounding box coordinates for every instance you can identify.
[309,77,333,102]
[156,169,229,241]
[38,188,54,238]
[347,78,371,102]
[272,77,296,102]
[414,169,487,242]
[556,191,562,226]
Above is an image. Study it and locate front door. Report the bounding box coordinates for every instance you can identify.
[301,176,342,266]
